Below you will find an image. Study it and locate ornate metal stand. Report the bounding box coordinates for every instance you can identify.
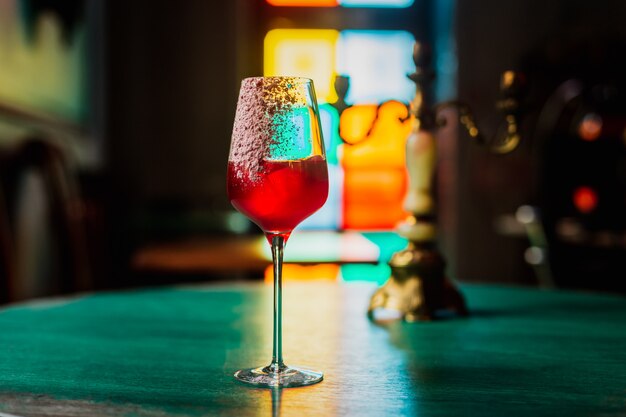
[368,43,522,321]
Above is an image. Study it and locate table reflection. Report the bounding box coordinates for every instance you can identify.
[229,282,416,417]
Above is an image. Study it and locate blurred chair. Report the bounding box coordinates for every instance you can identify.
[0,186,16,302]
[0,138,91,302]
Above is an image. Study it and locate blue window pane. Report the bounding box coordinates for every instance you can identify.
[297,163,343,230]
[298,103,342,230]
[337,30,416,104]
[338,0,414,8]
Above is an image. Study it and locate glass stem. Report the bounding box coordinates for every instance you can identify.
[270,234,285,372]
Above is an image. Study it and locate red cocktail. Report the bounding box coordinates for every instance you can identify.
[228,155,328,238]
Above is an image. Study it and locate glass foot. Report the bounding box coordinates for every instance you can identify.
[234,364,323,388]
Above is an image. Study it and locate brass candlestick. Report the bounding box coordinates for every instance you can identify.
[368,43,523,321]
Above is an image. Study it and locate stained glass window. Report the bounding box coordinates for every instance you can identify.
[338,0,414,7]
[263,4,416,231]
[266,0,414,8]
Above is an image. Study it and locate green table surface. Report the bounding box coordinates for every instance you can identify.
[1,282,626,417]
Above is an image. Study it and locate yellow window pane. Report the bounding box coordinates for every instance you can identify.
[264,29,339,103]
[341,100,411,169]
[339,104,378,144]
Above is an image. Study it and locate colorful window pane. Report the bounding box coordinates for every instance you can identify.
[338,104,378,144]
[265,264,340,282]
[264,29,339,103]
[267,0,338,6]
[337,30,415,104]
[299,104,342,229]
[319,103,341,164]
[340,232,408,284]
[266,0,414,7]
[338,0,414,7]
[340,101,411,229]
[341,101,410,169]
[298,163,343,229]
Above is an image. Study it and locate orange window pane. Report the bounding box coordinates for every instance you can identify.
[267,0,338,5]
[340,101,411,229]
[343,168,407,229]
[264,264,340,282]
[344,169,407,203]
[343,203,407,229]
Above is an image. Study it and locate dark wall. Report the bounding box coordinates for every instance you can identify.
[452,0,626,283]
[106,0,240,212]
[100,0,626,287]
[104,1,246,283]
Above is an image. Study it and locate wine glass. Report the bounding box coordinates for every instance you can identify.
[227,76,329,387]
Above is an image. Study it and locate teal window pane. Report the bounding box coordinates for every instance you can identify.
[340,232,408,283]
[339,0,414,7]
[337,30,416,104]
[319,103,340,165]
[340,264,391,285]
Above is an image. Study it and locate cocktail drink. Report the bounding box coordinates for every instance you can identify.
[227,76,328,387]
[228,156,328,239]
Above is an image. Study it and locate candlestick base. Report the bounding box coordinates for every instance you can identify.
[368,244,468,322]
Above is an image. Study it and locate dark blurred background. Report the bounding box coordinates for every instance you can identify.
[2,0,626,303]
